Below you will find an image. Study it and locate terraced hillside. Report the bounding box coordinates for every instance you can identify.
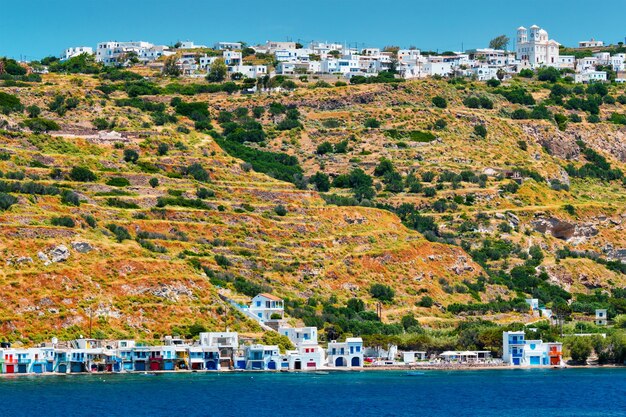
[0,71,506,344]
[2,62,626,344]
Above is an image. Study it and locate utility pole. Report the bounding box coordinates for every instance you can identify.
[376,302,382,320]
[89,307,93,339]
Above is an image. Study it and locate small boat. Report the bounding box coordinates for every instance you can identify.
[405,371,425,376]
[314,371,329,375]
[141,372,158,376]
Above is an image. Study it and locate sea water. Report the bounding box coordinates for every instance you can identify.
[1,368,625,416]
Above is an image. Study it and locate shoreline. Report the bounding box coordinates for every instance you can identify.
[1,363,622,378]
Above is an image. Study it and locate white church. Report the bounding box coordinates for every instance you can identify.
[516,25,560,68]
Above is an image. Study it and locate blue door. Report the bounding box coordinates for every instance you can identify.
[530,356,540,365]
[512,358,520,365]
[135,361,146,371]
[268,361,276,370]
[351,357,361,367]
[33,364,43,374]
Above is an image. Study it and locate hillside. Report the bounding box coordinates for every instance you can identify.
[1,66,626,344]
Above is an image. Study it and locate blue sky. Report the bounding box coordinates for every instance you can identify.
[1,0,625,60]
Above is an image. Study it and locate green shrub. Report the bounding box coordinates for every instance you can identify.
[60,190,80,206]
[196,187,215,199]
[364,118,381,128]
[106,177,130,187]
[519,69,534,78]
[51,216,75,227]
[432,96,447,108]
[106,224,132,242]
[310,172,330,192]
[22,118,60,133]
[214,254,232,268]
[316,141,333,155]
[123,149,139,163]
[474,124,487,138]
[149,178,159,188]
[83,214,97,227]
[69,166,97,182]
[0,91,23,113]
[106,198,140,209]
[418,295,434,307]
[274,204,287,216]
[0,192,18,210]
[26,105,41,118]
[185,163,210,182]
[157,143,169,156]
[370,283,395,302]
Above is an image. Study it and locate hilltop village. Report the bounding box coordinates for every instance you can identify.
[2,25,626,374]
[51,26,626,84]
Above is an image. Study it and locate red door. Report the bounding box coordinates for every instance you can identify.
[6,364,14,374]
[150,361,160,371]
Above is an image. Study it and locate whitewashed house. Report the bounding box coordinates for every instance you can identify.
[199,55,218,70]
[327,337,363,368]
[574,71,607,83]
[248,293,284,323]
[579,39,604,48]
[503,331,563,366]
[595,309,608,326]
[245,344,281,370]
[214,42,242,50]
[95,41,169,65]
[223,50,242,66]
[266,41,296,53]
[62,46,93,61]
[229,65,267,79]
[576,56,598,71]
[179,41,207,49]
[279,326,326,370]
[402,351,427,363]
[558,55,576,70]
[199,332,239,369]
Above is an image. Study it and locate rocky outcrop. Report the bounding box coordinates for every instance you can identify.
[71,242,93,253]
[532,217,598,242]
[48,245,70,263]
[522,125,580,160]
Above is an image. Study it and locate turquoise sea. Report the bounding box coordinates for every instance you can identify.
[1,368,625,416]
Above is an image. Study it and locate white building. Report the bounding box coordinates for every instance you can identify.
[579,39,604,48]
[558,55,576,70]
[503,331,563,366]
[245,344,281,370]
[573,71,607,83]
[62,46,93,61]
[214,42,242,50]
[279,326,326,370]
[577,56,598,71]
[229,65,267,79]
[327,337,363,368]
[179,41,207,49]
[248,293,284,323]
[223,50,242,66]
[467,49,516,66]
[402,351,427,364]
[595,309,608,326]
[95,41,169,65]
[266,41,297,53]
[516,25,560,68]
